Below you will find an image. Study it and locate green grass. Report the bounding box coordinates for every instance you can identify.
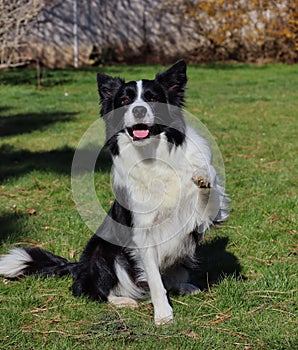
[0,64,297,349]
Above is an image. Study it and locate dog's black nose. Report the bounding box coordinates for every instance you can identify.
[132,106,147,119]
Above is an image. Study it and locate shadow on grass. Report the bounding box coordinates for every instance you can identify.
[0,68,74,87]
[0,212,29,243]
[191,236,243,289]
[0,110,78,137]
[0,144,112,182]
[0,106,12,114]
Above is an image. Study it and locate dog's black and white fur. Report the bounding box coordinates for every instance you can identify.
[0,61,229,325]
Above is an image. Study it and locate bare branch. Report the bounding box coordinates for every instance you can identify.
[0,0,45,68]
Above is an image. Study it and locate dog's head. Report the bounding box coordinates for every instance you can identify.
[97,60,187,155]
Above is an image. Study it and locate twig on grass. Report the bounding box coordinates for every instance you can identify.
[208,307,233,326]
[203,325,250,340]
[108,303,129,332]
[22,329,67,335]
[29,306,58,314]
[246,304,267,315]
[170,298,189,306]
[246,289,297,295]
[270,308,296,317]
[14,239,50,248]
[247,255,274,266]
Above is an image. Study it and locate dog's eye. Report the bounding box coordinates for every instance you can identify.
[121,97,130,105]
[150,97,157,103]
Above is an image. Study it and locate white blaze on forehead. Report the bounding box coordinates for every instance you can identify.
[124,79,154,128]
[136,80,143,101]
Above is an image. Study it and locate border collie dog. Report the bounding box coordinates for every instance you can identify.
[0,61,229,325]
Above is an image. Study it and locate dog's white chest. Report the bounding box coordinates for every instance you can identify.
[112,132,211,234]
[129,159,181,211]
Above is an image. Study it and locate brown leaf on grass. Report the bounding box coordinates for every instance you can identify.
[27,208,37,215]
[181,330,202,340]
[208,307,232,326]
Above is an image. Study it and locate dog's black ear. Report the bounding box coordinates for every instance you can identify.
[155,60,187,105]
[97,73,124,101]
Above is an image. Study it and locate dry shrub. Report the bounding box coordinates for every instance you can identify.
[164,0,298,63]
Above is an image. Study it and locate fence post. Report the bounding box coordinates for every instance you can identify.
[73,0,78,68]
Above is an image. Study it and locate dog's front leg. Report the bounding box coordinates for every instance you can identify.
[142,248,173,325]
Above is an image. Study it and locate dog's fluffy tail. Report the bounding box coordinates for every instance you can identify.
[0,247,77,278]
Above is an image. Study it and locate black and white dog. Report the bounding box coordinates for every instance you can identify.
[0,61,229,325]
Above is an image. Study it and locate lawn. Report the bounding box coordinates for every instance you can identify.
[0,63,297,349]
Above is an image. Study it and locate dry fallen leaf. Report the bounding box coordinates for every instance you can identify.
[27,208,37,215]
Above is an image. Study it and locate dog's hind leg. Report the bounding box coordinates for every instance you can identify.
[169,283,200,295]
[163,264,200,295]
[71,235,120,301]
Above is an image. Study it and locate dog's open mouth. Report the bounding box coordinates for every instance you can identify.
[127,124,150,141]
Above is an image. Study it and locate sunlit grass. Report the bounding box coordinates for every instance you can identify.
[0,64,297,349]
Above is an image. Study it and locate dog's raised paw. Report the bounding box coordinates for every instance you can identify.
[192,172,211,189]
[191,166,214,189]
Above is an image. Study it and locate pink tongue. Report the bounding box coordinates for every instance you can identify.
[133,129,149,139]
